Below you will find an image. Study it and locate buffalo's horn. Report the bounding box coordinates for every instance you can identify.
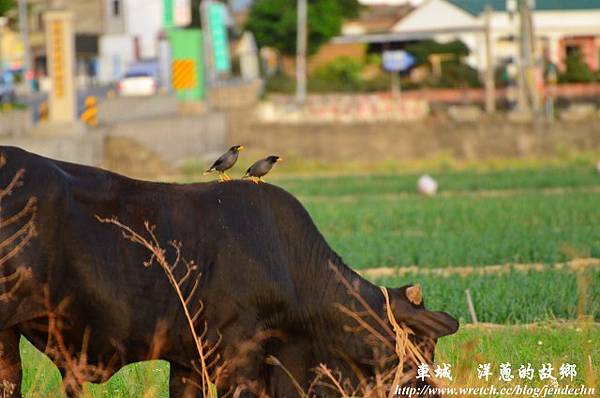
[406,284,422,305]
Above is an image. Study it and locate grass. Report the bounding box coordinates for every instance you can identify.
[276,167,600,197]
[372,268,600,324]
[303,191,600,269]
[437,322,600,388]
[20,337,169,398]
[21,323,599,396]
[179,149,600,179]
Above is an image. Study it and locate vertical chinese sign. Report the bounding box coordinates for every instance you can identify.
[45,10,76,124]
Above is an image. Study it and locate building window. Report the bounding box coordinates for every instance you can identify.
[565,44,581,58]
[112,0,121,17]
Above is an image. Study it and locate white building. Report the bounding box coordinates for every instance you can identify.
[390,0,600,72]
[98,0,164,83]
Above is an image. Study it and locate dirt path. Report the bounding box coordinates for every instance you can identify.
[359,257,600,279]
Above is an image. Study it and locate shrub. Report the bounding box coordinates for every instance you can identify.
[437,61,482,88]
[309,57,363,92]
[559,50,594,83]
[404,40,470,67]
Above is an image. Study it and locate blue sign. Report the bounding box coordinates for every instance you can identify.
[382,50,415,72]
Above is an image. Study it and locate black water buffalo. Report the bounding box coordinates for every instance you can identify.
[0,146,458,397]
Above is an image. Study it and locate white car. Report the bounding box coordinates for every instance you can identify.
[117,72,158,97]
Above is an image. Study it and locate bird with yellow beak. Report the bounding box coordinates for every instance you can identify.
[243,156,283,183]
[204,145,244,182]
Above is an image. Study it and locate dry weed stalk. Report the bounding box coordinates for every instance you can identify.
[269,262,440,398]
[313,364,350,398]
[23,286,113,396]
[95,216,217,397]
[329,261,438,397]
[0,380,16,398]
[265,356,309,398]
[0,155,37,303]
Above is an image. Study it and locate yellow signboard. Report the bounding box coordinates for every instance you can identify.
[45,10,76,124]
[50,20,65,98]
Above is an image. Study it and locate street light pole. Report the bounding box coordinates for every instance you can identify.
[484,6,495,113]
[18,0,32,93]
[296,0,307,103]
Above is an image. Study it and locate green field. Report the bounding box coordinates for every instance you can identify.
[20,165,600,396]
[372,268,600,324]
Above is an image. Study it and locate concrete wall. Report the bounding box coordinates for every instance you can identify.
[209,79,263,109]
[0,132,105,166]
[98,95,179,124]
[230,111,600,163]
[258,95,429,123]
[0,110,33,137]
[103,112,228,165]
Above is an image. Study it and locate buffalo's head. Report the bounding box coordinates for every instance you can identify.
[388,284,459,340]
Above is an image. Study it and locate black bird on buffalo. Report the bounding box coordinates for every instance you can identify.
[244,155,282,183]
[204,145,244,182]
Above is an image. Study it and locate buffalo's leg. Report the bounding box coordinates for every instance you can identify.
[0,329,21,398]
[267,342,312,398]
[170,364,201,398]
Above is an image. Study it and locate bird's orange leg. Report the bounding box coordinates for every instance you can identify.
[218,173,225,182]
[250,177,260,184]
[223,172,232,181]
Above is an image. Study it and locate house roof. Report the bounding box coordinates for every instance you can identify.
[449,0,600,15]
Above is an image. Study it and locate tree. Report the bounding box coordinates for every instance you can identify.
[338,0,361,19]
[0,0,14,16]
[246,0,358,56]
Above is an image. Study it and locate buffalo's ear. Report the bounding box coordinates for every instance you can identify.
[405,309,459,339]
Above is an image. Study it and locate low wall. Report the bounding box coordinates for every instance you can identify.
[260,95,429,123]
[230,110,600,163]
[375,83,600,104]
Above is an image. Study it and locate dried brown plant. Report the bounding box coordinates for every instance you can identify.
[95,216,219,397]
[0,155,37,303]
[266,262,440,398]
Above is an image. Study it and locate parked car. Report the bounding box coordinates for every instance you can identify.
[117,61,160,97]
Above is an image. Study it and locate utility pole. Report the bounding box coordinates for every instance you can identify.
[296,0,307,104]
[18,0,32,93]
[484,6,495,114]
[515,0,530,114]
[0,17,6,81]
[516,0,540,114]
[523,0,540,113]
